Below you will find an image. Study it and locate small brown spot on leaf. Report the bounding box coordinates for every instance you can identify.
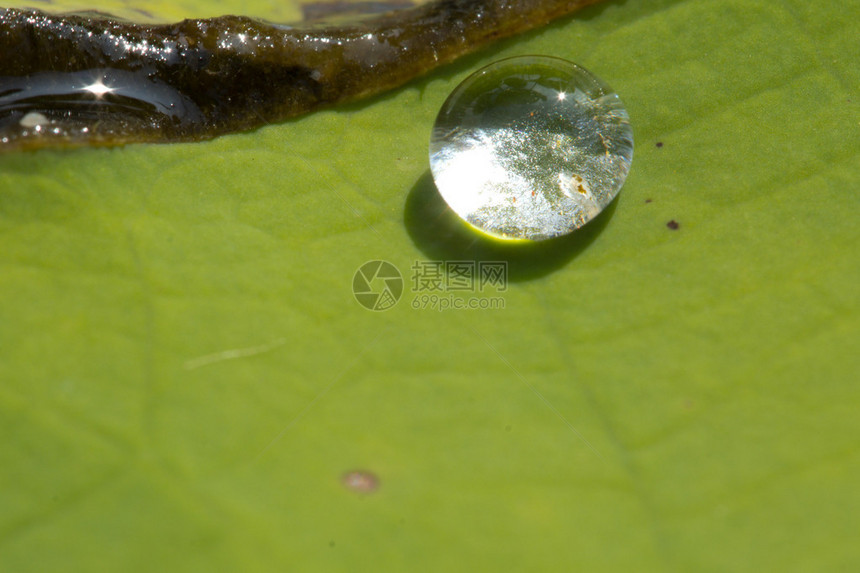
[666,220,680,230]
[645,198,653,203]
[656,141,664,148]
[342,470,379,493]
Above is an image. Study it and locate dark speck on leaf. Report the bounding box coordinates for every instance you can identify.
[667,220,680,230]
[656,142,664,148]
[342,470,379,493]
[645,198,652,203]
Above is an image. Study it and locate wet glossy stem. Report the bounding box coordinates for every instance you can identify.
[0,0,605,150]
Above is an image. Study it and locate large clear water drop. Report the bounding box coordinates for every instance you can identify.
[429,56,633,241]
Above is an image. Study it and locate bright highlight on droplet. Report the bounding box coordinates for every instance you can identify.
[82,79,114,98]
[429,56,634,241]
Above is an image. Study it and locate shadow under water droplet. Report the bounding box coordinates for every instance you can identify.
[403,171,618,283]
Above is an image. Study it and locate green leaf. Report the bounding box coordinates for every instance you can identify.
[1,0,858,570]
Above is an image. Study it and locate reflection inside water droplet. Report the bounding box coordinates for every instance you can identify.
[429,56,633,241]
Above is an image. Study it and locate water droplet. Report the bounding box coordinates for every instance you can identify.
[429,56,633,241]
[0,68,204,146]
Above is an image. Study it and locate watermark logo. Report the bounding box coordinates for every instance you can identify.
[352,260,404,311]
[353,260,507,311]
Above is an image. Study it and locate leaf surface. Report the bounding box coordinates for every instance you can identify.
[1,0,858,571]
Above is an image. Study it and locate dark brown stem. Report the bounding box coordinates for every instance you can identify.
[0,0,605,150]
